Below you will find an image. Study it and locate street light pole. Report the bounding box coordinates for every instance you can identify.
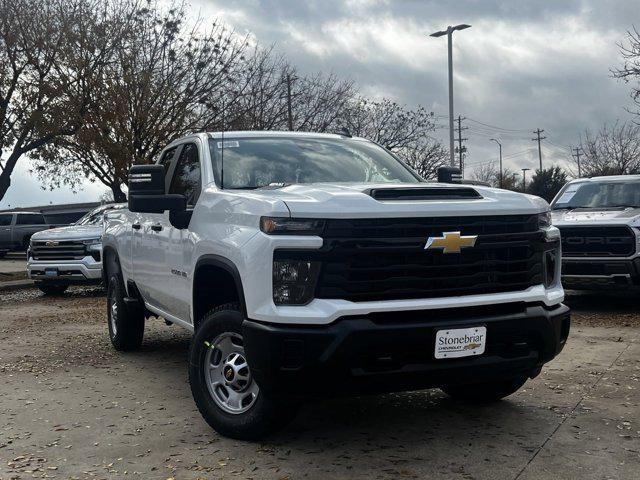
[521,168,530,192]
[490,138,502,188]
[430,24,471,167]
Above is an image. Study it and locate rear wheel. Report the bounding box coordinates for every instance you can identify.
[106,265,144,351]
[189,304,297,440]
[37,284,68,295]
[441,376,528,403]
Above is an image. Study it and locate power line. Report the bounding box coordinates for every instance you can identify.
[465,117,530,133]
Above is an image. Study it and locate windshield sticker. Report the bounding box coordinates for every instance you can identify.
[556,191,577,203]
[217,141,239,149]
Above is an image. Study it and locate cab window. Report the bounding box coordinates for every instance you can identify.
[16,213,46,225]
[0,214,12,226]
[169,143,201,206]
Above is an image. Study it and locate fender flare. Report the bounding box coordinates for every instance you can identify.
[193,254,247,318]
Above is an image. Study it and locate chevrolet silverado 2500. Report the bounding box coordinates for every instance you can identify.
[102,131,570,439]
[27,203,126,295]
[551,175,640,289]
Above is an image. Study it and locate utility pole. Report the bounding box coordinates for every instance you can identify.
[454,115,468,176]
[285,73,294,131]
[490,138,503,188]
[532,128,546,171]
[429,24,471,166]
[572,146,583,178]
[521,168,531,192]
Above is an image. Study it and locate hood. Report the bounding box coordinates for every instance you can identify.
[240,182,548,218]
[552,207,640,226]
[31,224,103,242]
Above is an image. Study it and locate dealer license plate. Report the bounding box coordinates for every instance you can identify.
[45,268,58,277]
[435,326,487,359]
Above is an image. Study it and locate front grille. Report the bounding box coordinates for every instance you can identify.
[31,240,87,260]
[558,225,636,257]
[277,215,548,302]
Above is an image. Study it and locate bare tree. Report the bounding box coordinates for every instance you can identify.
[0,0,127,202]
[578,121,640,177]
[471,163,499,186]
[401,138,448,180]
[33,1,246,201]
[612,26,640,119]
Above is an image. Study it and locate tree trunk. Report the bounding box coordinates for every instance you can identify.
[111,183,127,203]
[0,151,21,203]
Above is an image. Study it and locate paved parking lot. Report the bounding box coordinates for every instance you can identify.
[0,283,639,479]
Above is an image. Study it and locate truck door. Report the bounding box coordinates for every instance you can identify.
[0,214,13,250]
[13,213,47,249]
[131,145,180,306]
[154,141,202,321]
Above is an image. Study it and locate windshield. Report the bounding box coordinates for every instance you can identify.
[208,137,420,189]
[75,207,107,226]
[551,181,640,210]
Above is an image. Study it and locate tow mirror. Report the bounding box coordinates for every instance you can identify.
[437,166,463,184]
[128,165,186,214]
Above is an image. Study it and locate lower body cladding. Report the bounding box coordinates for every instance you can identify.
[242,302,570,396]
[562,257,640,289]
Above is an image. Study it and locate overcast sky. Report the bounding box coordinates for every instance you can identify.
[2,0,638,208]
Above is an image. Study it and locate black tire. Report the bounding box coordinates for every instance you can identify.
[189,303,297,440]
[106,267,144,351]
[37,284,68,295]
[441,376,528,403]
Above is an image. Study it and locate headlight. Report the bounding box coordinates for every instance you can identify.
[272,258,320,305]
[260,217,325,235]
[82,238,102,261]
[538,211,551,229]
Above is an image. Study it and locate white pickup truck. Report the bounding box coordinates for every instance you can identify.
[551,175,640,289]
[102,131,570,439]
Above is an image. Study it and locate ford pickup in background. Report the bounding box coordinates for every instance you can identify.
[102,131,570,440]
[551,175,640,290]
[28,203,126,295]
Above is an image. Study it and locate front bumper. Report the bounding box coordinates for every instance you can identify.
[562,258,640,289]
[242,302,570,396]
[27,256,103,285]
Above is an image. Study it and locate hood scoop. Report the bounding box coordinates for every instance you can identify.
[368,187,482,201]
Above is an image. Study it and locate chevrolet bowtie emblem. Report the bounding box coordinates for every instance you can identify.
[425,231,477,254]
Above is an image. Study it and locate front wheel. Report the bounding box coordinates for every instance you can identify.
[189,304,297,440]
[37,284,68,295]
[107,274,144,351]
[441,376,528,403]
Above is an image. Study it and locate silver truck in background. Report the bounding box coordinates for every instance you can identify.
[27,204,126,295]
[0,211,49,257]
[551,175,640,289]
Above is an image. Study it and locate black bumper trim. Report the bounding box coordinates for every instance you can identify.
[242,303,570,396]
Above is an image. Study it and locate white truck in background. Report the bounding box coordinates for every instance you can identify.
[551,175,640,289]
[102,131,570,439]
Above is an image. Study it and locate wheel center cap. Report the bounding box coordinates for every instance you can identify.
[223,365,234,381]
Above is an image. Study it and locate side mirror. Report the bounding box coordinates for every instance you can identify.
[437,166,462,184]
[128,165,186,214]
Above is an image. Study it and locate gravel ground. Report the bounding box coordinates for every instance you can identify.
[0,287,639,479]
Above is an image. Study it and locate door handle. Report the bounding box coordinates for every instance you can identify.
[132,223,141,230]
[151,224,163,232]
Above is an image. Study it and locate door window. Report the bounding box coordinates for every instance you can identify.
[158,146,179,191]
[16,214,46,225]
[169,143,201,206]
[0,214,12,226]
